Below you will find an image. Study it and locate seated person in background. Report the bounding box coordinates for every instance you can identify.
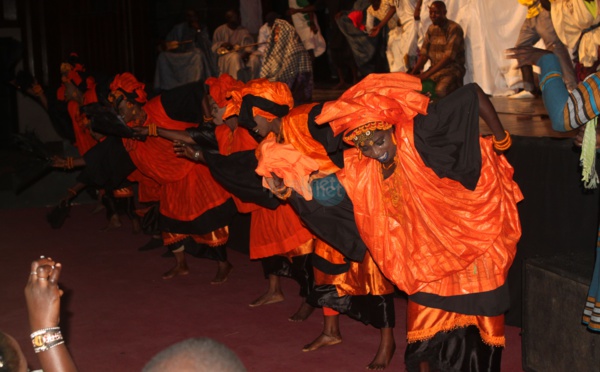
[409,1,465,99]
[155,9,218,92]
[212,9,261,82]
[260,18,314,104]
[0,331,27,372]
[142,337,246,372]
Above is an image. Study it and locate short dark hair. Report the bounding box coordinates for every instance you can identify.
[142,337,246,372]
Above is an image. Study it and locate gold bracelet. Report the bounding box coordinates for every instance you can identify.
[148,123,158,136]
[67,188,77,197]
[203,115,214,122]
[275,187,292,200]
[492,131,512,151]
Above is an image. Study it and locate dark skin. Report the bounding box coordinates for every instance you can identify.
[25,257,77,372]
[409,2,452,80]
[368,0,396,38]
[167,110,314,317]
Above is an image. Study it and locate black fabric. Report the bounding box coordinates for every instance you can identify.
[160,81,205,124]
[76,136,136,190]
[306,103,347,169]
[308,285,395,329]
[203,150,281,210]
[237,94,290,130]
[413,83,482,191]
[140,203,160,236]
[163,235,227,261]
[185,242,228,261]
[186,122,219,152]
[260,254,314,298]
[287,175,366,263]
[409,282,510,317]
[82,103,134,138]
[405,325,503,372]
[46,201,71,229]
[503,136,599,326]
[159,198,237,235]
[311,252,351,275]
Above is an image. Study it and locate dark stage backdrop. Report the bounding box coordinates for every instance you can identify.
[504,136,599,326]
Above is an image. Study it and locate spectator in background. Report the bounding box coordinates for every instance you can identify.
[212,9,261,82]
[508,0,577,99]
[366,0,402,72]
[409,1,465,99]
[288,0,327,61]
[155,9,218,92]
[550,0,600,81]
[260,19,314,104]
[290,0,360,90]
[252,12,280,65]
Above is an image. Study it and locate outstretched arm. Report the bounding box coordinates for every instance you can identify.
[25,258,78,372]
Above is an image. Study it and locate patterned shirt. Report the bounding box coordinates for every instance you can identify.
[420,19,465,77]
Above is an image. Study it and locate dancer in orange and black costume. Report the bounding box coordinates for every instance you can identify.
[107,74,237,283]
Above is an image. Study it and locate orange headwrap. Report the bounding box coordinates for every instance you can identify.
[223,78,294,120]
[109,72,148,104]
[315,73,430,144]
[205,73,245,108]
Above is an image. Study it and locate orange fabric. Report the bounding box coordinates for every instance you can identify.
[213,116,313,261]
[315,73,429,143]
[206,73,245,108]
[255,104,341,199]
[124,97,231,220]
[223,78,294,120]
[255,136,319,200]
[127,169,160,203]
[191,227,229,247]
[109,72,147,103]
[162,232,188,247]
[313,239,394,296]
[112,186,134,198]
[215,124,262,213]
[323,307,340,316]
[337,127,523,296]
[406,300,506,346]
[248,203,314,259]
[67,100,97,155]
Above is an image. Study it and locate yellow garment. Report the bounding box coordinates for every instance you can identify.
[519,0,542,18]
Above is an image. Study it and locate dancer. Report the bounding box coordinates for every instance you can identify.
[108,74,236,282]
[257,73,523,371]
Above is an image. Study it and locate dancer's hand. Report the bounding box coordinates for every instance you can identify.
[574,124,600,149]
[25,257,63,331]
[505,47,551,68]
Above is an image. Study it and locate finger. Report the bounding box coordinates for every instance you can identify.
[49,263,62,284]
[28,260,40,284]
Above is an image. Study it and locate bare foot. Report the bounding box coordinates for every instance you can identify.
[101,214,122,231]
[289,301,315,322]
[211,261,233,284]
[302,332,342,352]
[91,203,105,215]
[249,291,284,307]
[366,335,395,370]
[162,263,189,280]
[505,46,551,68]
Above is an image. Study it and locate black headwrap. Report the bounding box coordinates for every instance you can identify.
[237,94,290,130]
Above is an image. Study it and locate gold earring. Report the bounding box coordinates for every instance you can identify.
[358,150,362,160]
[392,134,397,145]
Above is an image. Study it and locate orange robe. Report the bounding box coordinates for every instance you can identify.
[67,79,99,156]
[215,124,314,260]
[124,97,231,223]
